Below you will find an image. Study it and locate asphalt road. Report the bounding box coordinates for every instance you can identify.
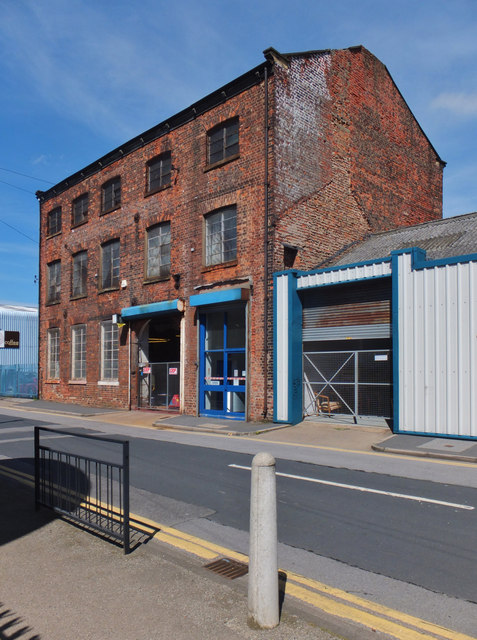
[2,411,477,605]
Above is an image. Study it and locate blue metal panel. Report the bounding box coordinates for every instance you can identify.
[288,274,303,425]
[273,271,302,424]
[121,299,179,319]
[198,309,246,420]
[189,288,247,307]
[391,245,477,270]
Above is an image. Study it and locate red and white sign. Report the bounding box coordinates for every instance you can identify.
[142,366,151,374]
[169,367,178,375]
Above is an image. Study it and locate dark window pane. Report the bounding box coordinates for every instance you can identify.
[47,207,62,235]
[147,152,172,193]
[101,240,120,289]
[72,251,87,297]
[102,178,121,213]
[47,261,61,303]
[208,119,239,165]
[72,193,89,226]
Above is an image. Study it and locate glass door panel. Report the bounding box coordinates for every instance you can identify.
[227,352,246,386]
[200,307,246,419]
[205,352,224,386]
[204,312,224,350]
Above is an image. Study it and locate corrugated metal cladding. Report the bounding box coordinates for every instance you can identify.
[398,254,477,437]
[0,305,38,366]
[301,278,391,341]
[297,260,392,289]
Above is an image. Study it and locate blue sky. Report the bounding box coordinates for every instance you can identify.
[1,0,476,306]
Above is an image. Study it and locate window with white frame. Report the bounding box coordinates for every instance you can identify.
[146,222,171,279]
[205,206,237,266]
[47,260,61,303]
[72,250,87,298]
[100,320,118,381]
[47,328,60,379]
[101,239,120,290]
[71,324,86,380]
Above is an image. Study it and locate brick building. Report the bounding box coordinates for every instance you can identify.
[37,46,444,421]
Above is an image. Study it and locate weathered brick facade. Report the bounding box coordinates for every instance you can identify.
[37,46,443,420]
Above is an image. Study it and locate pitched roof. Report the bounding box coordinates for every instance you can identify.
[0,304,38,314]
[325,212,477,267]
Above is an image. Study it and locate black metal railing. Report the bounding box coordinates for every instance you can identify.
[34,427,130,553]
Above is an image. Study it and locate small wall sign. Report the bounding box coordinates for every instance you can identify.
[0,331,20,348]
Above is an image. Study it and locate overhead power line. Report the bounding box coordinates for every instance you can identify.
[0,217,38,244]
[0,178,36,195]
[0,167,54,184]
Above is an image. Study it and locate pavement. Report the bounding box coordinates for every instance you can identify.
[2,396,477,639]
[4,396,477,463]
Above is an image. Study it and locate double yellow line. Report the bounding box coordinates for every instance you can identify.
[134,512,476,640]
[2,464,475,640]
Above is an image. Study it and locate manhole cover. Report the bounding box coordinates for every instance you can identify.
[204,557,248,579]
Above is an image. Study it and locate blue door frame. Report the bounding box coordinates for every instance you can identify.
[199,309,246,419]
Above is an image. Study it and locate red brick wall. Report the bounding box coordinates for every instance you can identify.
[271,47,443,273]
[39,81,269,416]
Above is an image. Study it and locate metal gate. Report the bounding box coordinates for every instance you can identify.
[303,349,392,421]
[139,361,180,409]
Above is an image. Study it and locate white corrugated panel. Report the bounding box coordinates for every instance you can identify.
[399,254,477,437]
[297,261,391,290]
[0,305,38,366]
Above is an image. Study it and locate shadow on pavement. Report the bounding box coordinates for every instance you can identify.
[0,603,40,640]
[0,460,58,547]
[0,458,156,552]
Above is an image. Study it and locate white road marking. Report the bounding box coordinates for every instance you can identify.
[0,434,72,444]
[228,464,475,510]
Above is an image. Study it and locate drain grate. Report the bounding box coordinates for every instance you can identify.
[204,557,248,579]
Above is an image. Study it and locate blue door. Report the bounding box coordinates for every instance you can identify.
[199,307,246,419]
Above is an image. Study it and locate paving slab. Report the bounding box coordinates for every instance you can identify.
[0,475,349,640]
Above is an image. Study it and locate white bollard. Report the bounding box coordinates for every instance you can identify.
[248,452,279,629]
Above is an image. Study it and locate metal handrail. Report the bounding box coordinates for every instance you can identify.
[34,426,130,553]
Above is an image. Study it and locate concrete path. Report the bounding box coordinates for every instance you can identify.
[0,474,359,640]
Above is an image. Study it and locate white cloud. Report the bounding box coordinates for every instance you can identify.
[32,155,49,166]
[431,93,477,117]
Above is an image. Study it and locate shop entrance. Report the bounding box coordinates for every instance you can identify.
[138,314,180,410]
[199,306,246,419]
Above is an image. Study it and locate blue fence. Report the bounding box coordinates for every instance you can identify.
[0,365,38,398]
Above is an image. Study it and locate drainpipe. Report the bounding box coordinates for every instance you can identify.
[128,323,131,410]
[262,65,269,420]
[35,192,43,400]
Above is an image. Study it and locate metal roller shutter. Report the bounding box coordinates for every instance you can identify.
[302,278,391,341]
